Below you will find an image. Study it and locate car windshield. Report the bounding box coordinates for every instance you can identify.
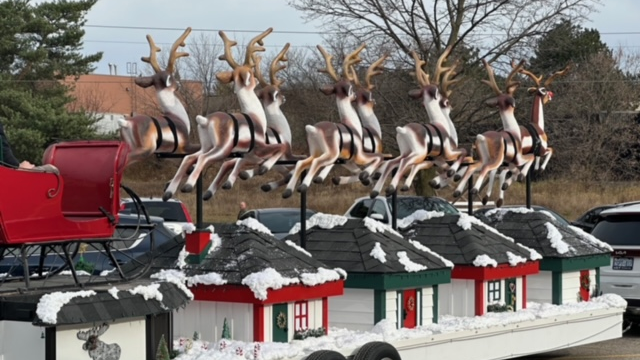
[591,215,640,246]
[123,202,188,222]
[392,197,458,219]
[258,211,314,234]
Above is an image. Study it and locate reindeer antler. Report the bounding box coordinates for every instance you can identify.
[441,59,462,98]
[252,53,267,85]
[433,46,453,86]
[544,63,572,88]
[411,51,430,87]
[166,27,192,74]
[481,59,502,96]
[141,34,162,73]
[505,60,524,95]
[317,45,339,82]
[343,44,365,82]
[364,53,388,91]
[513,59,542,87]
[245,28,272,66]
[218,31,240,69]
[270,43,290,88]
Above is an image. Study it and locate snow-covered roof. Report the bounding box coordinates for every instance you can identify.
[476,207,612,258]
[399,213,540,267]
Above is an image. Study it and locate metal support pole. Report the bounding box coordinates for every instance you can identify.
[300,190,307,249]
[467,174,474,215]
[526,170,532,209]
[196,175,204,229]
[391,190,398,230]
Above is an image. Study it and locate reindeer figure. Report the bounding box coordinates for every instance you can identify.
[118,28,198,166]
[451,59,536,205]
[242,43,305,192]
[162,28,286,201]
[313,53,390,186]
[280,45,387,198]
[369,47,466,198]
[76,323,121,360]
[484,61,571,205]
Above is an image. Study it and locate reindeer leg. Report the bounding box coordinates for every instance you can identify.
[315,165,334,184]
[333,161,364,185]
[203,159,239,200]
[387,154,422,195]
[298,153,336,193]
[482,168,499,205]
[453,162,482,198]
[539,147,553,171]
[163,151,202,201]
[182,139,234,192]
[261,165,292,192]
[402,161,434,192]
[283,156,315,199]
[516,153,536,181]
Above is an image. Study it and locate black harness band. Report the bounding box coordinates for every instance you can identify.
[364,127,376,153]
[151,117,163,151]
[524,123,542,156]
[337,124,355,160]
[266,127,282,145]
[241,113,256,152]
[163,115,179,153]
[228,113,240,148]
[503,131,518,160]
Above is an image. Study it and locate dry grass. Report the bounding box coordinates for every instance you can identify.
[121,160,640,223]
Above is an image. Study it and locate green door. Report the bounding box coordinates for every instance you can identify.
[506,278,517,311]
[272,303,289,342]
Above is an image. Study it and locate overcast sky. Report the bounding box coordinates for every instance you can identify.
[79,0,639,75]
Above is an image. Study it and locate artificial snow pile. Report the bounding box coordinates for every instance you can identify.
[408,240,454,268]
[545,222,575,254]
[472,254,498,267]
[151,269,194,300]
[363,216,401,238]
[397,210,444,229]
[397,251,427,272]
[457,213,517,242]
[241,268,300,301]
[237,217,273,236]
[506,251,527,266]
[36,290,96,324]
[484,207,536,221]
[568,225,613,252]
[300,267,344,286]
[186,272,227,287]
[289,213,348,234]
[128,283,163,302]
[369,242,387,263]
[285,240,312,257]
[171,294,626,360]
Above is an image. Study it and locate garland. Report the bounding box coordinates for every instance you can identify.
[580,273,591,291]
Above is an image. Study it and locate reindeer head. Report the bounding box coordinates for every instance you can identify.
[253,43,290,109]
[317,44,365,102]
[351,53,388,109]
[514,60,571,104]
[77,323,110,352]
[217,28,271,94]
[482,59,524,111]
[408,46,453,104]
[136,28,192,92]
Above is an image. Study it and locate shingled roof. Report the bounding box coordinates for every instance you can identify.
[285,215,452,273]
[474,207,613,258]
[398,211,541,266]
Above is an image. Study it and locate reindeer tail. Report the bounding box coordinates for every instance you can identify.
[117,118,130,129]
[196,115,208,127]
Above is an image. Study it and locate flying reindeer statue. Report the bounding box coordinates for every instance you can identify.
[118,27,199,166]
[312,52,390,186]
[76,323,121,360]
[488,61,572,205]
[280,44,387,198]
[162,28,287,201]
[369,47,467,198]
[451,59,536,206]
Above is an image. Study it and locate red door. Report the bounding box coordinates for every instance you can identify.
[580,270,591,301]
[403,289,417,328]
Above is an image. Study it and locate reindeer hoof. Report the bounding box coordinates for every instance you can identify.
[331,177,340,185]
[313,176,324,184]
[162,191,173,202]
[181,184,193,193]
[517,174,525,182]
[261,184,272,192]
[501,182,510,191]
[470,188,478,195]
[429,179,439,188]
[447,169,455,177]
[400,185,410,192]
[372,172,382,181]
[163,181,170,192]
[362,179,371,186]
[258,165,269,175]
[497,198,504,207]
[282,189,293,199]
[482,196,489,206]
[370,190,379,198]
[297,184,308,193]
[203,190,213,201]
[359,172,370,181]
[453,190,462,198]
[239,171,251,180]
[222,181,233,190]
[453,174,462,182]
[385,185,396,195]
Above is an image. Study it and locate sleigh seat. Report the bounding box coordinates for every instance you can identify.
[0,141,128,245]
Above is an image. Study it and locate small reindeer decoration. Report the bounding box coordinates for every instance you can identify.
[76,323,121,360]
[118,27,199,166]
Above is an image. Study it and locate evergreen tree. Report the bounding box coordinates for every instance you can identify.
[222,318,231,339]
[155,334,170,360]
[0,0,102,163]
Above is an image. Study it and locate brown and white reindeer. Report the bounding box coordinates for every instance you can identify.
[493,61,572,201]
[162,28,286,201]
[118,27,199,166]
[312,53,390,186]
[369,48,467,198]
[280,44,387,198]
[451,59,536,206]
[76,323,121,360]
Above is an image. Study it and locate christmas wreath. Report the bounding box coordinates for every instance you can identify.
[276,312,287,330]
[407,296,416,312]
[580,273,591,291]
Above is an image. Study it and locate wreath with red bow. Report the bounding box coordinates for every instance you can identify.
[580,273,591,291]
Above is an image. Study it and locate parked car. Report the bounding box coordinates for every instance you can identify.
[344,195,459,226]
[120,197,194,235]
[592,203,640,324]
[239,208,316,239]
[474,204,570,227]
[572,201,640,233]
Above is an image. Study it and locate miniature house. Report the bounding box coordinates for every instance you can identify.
[0,271,191,360]
[153,219,345,344]
[285,214,453,331]
[399,211,541,317]
[475,207,612,304]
